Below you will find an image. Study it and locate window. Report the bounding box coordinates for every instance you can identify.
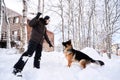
[13,17,19,23]
[12,31,18,41]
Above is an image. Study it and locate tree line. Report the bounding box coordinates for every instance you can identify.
[46,0,120,58]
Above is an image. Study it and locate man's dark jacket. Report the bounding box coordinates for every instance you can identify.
[29,16,51,45]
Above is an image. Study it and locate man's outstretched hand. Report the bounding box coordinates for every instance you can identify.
[36,12,42,19]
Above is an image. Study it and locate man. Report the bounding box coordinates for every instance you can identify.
[13,12,53,76]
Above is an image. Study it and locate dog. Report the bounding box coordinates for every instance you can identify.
[62,40,104,69]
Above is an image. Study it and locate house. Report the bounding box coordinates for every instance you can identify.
[0,7,54,52]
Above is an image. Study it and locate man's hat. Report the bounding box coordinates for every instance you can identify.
[44,16,50,20]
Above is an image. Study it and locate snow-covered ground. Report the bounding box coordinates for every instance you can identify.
[0,47,120,80]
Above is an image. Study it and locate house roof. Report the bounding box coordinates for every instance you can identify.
[3,7,22,17]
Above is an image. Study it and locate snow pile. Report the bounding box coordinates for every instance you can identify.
[81,47,103,59]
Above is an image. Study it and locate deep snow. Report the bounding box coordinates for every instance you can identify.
[0,47,120,80]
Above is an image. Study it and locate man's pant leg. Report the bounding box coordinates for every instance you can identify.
[13,40,37,72]
[34,44,42,68]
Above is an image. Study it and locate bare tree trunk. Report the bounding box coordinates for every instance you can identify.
[91,0,96,49]
[71,6,75,47]
[78,0,81,49]
[0,0,2,40]
[42,0,44,14]
[87,18,91,47]
[80,0,85,49]
[104,0,112,59]
[87,1,92,47]
[87,0,96,48]
[6,16,11,49]
[59,0,65,42]
[67,0,71,40]
[3,0,11,49]
[19,0,28,52]
[38,0,41,12]
[74,17,77,48]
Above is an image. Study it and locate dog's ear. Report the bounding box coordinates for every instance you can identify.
[62,42,65,46]
[68,40,71,44]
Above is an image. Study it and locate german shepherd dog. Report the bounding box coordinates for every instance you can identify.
[62,40,104,69]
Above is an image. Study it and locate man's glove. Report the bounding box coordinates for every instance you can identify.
[36,12,42,19]
[49,43,53,47]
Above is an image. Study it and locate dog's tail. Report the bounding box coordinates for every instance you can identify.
[91,60,104,66]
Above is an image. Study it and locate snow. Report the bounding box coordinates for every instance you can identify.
[0,47,120,80]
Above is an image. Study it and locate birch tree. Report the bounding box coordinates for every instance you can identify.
[58,0,65,42]
[19,0,28,52]
[78,0,84,49]
[66,0,71,40]
[0,0,2,40]
[3,0,11,48]
[38,0,41,12]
